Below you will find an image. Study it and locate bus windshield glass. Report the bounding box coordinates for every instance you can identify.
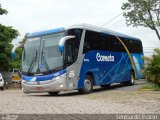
[40,33,65,72]
[22,32,65,74]
[22,37,40,74]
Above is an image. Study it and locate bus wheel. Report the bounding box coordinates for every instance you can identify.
[100,84,111,88]
[129,71,135,85]
[78,75,93,94]
[48,92,59,95]
[124,71,135,86]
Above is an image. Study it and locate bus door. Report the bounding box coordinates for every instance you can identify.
[64,39,77,67]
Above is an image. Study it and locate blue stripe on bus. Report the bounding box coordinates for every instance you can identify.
[28,28,65,38]
[22,69,66,81]
[132,53,144,79]
[78,51,144,89]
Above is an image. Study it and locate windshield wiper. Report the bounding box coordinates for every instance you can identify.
[41,50,50,72]
[28,50,38,73]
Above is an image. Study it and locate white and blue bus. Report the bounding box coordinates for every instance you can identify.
[12,24,144,94]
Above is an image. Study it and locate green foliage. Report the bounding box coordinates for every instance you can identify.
[0,4,19,71]
[19,33,28,45]
[145,49,160,88]
[11,48,22,69]
[0,4,8,15]
[139,85,160,91]
[121,0,160,40]
[0,24,19,43]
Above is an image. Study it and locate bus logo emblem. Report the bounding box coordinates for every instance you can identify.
[96,53,114,62]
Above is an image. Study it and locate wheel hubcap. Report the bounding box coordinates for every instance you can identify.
[131,75,134,84]
[84,79,91,91]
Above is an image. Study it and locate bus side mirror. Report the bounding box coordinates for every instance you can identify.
[11,44,23,60]
[58,35,75,53]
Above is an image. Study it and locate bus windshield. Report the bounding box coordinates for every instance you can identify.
[22,32,65,74]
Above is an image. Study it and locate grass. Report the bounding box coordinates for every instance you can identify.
[139,84,160,91]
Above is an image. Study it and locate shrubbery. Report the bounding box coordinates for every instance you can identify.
[145,49,160,88]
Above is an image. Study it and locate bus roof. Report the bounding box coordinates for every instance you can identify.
[27,28,65,38]
[67,24,140,41]
[27,23,140,41]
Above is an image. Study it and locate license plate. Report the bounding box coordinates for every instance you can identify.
[35,87,44,91]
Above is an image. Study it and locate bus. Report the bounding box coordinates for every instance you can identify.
[12,24,144,94]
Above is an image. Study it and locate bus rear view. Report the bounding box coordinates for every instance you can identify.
[12,24,144,95]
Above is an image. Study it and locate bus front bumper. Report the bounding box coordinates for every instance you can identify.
[22,74,67,93]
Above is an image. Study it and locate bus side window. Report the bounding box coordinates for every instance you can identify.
[83,30,102,53]
[122,38,143,53]
[138,41,143,53]
[122,38,132,53]
[135,40,143,53]
[98,33,110,51]
[83,41,91,53]
[83,31,111,53]
[109,36,125,52]
[83,30,93,53]
[125,39,136,53]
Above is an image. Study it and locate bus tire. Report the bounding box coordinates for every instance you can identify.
[100,84,111,88]
[48,92,59,95]
[124,71,135,86]
[78,75,93,94]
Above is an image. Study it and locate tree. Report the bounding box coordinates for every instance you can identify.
[121,0,160,40]
[0,4,19,71]
[19,33,28,45]
[10,47,22,69]
[0,4,7,15]
[145,48,160,88]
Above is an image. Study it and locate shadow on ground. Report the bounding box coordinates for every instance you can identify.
[27,80,147,97]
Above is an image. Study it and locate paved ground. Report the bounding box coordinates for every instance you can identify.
[0,80,160,114]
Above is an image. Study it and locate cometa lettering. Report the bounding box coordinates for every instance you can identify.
[96,53,114,62]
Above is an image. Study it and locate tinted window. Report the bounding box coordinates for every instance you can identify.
[67,29,83,50]
[83,30,142,53]
[136,40,143,53]
[64,39,77,65]
[99,33,111,51]
[83,30,110,53]
[66,29,83,63]
[109,36,125,52]
[122,38,143,53]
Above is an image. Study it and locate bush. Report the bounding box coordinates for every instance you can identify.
[144,49,160,88]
